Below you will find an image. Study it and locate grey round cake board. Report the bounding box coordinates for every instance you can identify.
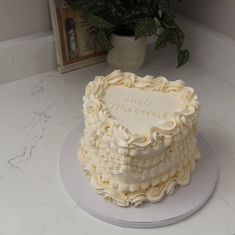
[58,123,218,228]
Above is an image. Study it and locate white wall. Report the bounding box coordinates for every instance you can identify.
[173,0,235,40]
[0,0,51,41]
[0,0,235,41]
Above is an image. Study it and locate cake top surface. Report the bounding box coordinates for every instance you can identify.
[83,70,199,155]
[103,86,181,133]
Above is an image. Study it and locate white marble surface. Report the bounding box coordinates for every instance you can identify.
[0,47,235,235]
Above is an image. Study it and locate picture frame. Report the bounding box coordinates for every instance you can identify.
[49,0,106,73]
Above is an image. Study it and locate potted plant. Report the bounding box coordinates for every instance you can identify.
[68,0,189,70]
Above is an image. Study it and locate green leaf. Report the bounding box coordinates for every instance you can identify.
[162,17,177,29]
[135,17,157,39]
[155,31,167,49]
[159,16,185,50]
[95,30,113,51]
[158,0,170,17]
[166,26,185,50]
[88,15,114,29]
[177,49,189,67]
[175,27,185,49]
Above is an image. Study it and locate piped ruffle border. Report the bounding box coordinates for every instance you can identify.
[83,70,200,156]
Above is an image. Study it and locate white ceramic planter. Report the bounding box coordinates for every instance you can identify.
[107,34,147,71]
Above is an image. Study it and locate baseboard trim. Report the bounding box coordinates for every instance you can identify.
[0,31,56,85]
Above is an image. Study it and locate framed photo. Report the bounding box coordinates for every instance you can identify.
[49,0,106,73]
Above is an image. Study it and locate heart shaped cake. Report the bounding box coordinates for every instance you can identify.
[79,70,200,207]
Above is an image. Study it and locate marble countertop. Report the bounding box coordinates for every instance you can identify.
[0,48,235,235]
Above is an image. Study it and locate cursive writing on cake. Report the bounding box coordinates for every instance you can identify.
[107,102,170,119]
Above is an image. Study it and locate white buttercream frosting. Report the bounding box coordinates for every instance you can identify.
[79,70,200,207]
[104,86,182,133]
